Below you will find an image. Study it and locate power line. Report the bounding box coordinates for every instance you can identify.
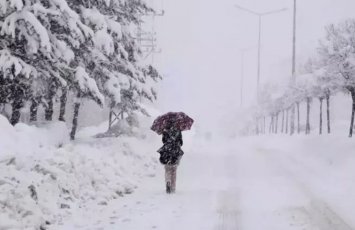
[136,0,165,64]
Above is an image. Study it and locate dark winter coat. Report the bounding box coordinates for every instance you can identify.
[157,128,184,165]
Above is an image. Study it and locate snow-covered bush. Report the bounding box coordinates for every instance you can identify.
[0,113,158,229]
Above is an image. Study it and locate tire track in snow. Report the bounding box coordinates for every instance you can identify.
[309,200,354,230]
[257,147,354,230]
[215,191,241,230]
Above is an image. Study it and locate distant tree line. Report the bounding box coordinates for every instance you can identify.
[252,19,355,137]
[0,0,161,139]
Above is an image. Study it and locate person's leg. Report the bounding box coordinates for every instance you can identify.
[171,165,177,193]
[165,165,172,193]
[164,165,169,183]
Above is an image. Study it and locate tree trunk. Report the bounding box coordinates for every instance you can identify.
[263,116,266,134]
[10,96,23,125]
[290,104,295,135]
[45,91,55,121]
[349,89,355,137]
[268,116,272,134]
[30,98,40,122]
[275,113,279,134]
[268,117,271,133]
[306,98,311,135]
[58,87,67,122]
[297,102,300,134]
[281,110,285,133]
[70,96,81,140]
[108,110,113,130]
[326,94,331,134]
[319,97,323,135]
[273,115,276,133]
[286,109,289,134]
[256,119,263,135]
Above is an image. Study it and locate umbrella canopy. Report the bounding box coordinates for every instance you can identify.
[151,112,194,135]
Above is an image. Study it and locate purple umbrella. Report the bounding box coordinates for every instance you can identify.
[151,112,194,135]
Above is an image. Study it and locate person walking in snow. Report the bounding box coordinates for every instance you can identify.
[151,112,193,194]
[158,120,184,194]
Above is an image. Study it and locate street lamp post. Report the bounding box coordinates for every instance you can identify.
[290,0,297,135]
[240,47,252,107]
[235,4,287,99]
[292,0,297,82]
[240,49,245,107]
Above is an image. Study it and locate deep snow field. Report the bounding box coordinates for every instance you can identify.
[0,113,161,230]
[1,112,355,230]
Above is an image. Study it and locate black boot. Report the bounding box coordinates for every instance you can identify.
[166,182,171,194]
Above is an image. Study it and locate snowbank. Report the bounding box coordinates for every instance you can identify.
[0,117,69,157]
[0,115,159,229]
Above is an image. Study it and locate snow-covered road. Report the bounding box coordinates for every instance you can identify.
[55,136,355,230]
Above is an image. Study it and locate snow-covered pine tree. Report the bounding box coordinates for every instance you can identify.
[69,66,104,139]
[0,0,97,124]
[0,1,43,124]
[68,0,161,130]
[0,0,162,139]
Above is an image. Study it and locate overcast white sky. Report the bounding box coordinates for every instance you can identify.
[147,0,355,134]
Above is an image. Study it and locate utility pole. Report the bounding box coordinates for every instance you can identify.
[137,8,164,64]
[235,4,287,100]
[290,0,297,135]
